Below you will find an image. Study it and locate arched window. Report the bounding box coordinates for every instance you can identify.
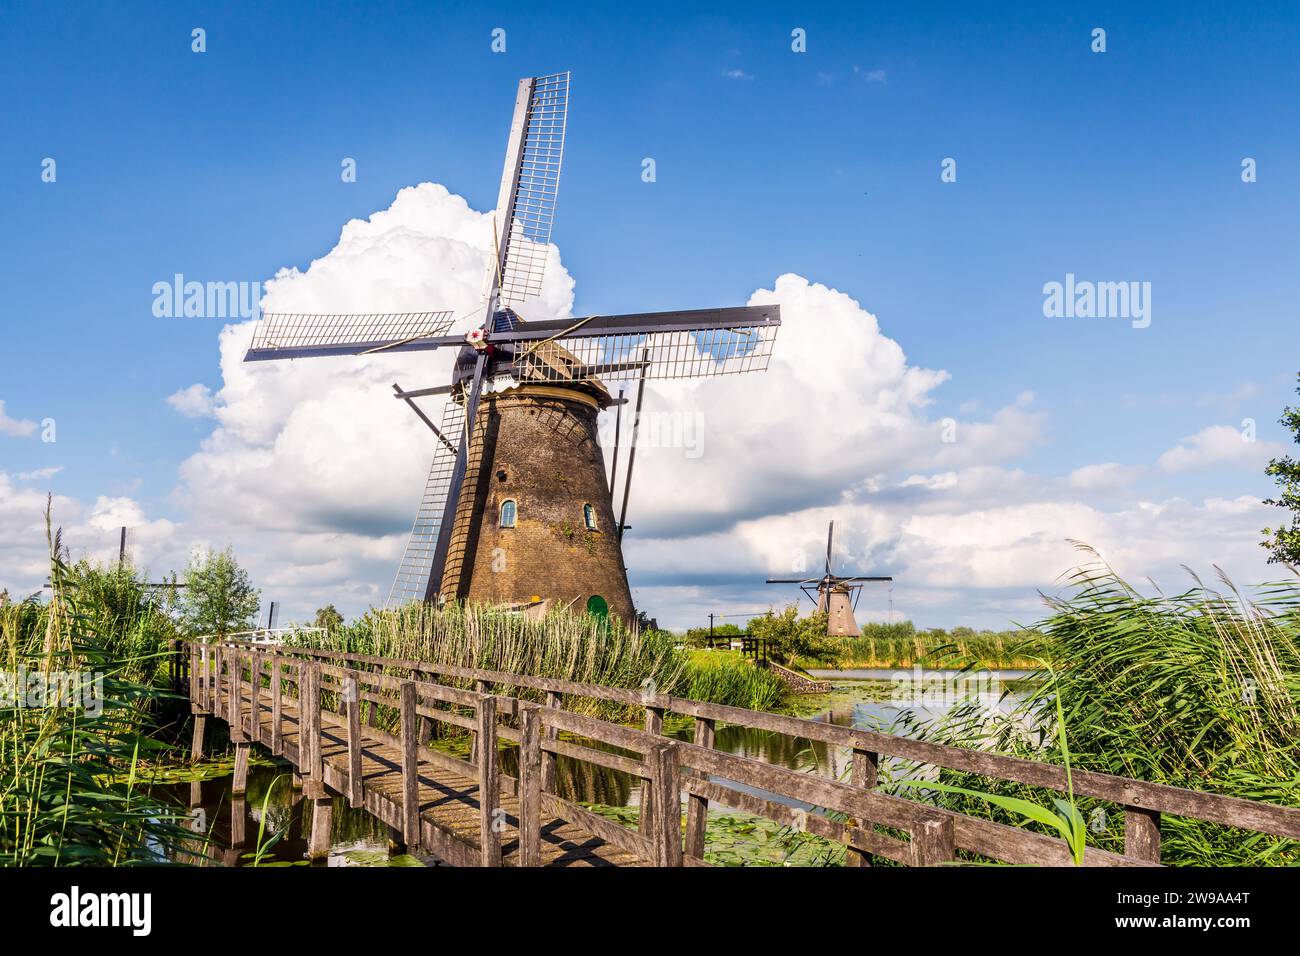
[583,503,598,530]
[499,499,517,528]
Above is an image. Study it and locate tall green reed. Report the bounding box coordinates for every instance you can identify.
[0,508,193,865]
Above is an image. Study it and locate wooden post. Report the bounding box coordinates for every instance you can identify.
[345,671,363,808]
[418,672,433,744]
[518,702,543,867]
[190,714,207,765]
[308,797,333,862]
[470,679,491,763]
[233,742,250,796]
[646,741,682,866]
[639,704,665,836]
[541,690,561,793]
[684,716,715,860]
[1124,806,1161,862]
[271,658,283,756]
[368,666,383,730]
[210,644,220,716]
[248,652,261,744]
[910,812,955,866]
[303,662,324,799]
[477,694,501,866]
[400,682,420,849]
[228,649,243,742]
[230,796,247,848]
[847,747,879,868]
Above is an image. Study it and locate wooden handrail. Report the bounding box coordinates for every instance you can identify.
[182,638,1300,866]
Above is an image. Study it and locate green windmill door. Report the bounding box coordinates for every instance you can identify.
[586,595,609,620]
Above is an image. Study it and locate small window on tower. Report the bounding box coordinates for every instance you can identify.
[583,503,598,530]
[500,499,517,528]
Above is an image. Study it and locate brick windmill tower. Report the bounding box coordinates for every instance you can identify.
[766,521,892,635]
[244,73,782,623]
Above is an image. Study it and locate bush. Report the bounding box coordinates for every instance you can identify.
[747,604,842,667]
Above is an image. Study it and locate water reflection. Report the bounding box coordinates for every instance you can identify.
[159,763,436,867]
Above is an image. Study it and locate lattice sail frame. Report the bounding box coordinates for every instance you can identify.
[511,322,780,384]
[498,72,569,309]
[388,398,467,606]
[248,311,457,354]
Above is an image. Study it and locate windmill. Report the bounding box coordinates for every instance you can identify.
[766,521,892,636]
[243,72,781,623]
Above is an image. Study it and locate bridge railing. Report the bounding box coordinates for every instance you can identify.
[178,638,1300,867]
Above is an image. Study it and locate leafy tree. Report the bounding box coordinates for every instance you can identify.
[684,621,744,646]
[859,619,917,641]
[1263,374,1300,566]
[313,604,344,632]
[746,604,841,667]
[178,547,260,638]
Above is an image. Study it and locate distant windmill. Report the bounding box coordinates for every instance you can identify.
[766,521,892,636]
[242,73,781,623]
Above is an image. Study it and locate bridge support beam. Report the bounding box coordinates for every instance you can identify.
[190,714,206,765]
[231,795,247,848]
[386,826,406,857]
[308,797,333,861]
[232,742,250,796]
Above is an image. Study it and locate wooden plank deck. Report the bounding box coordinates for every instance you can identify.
[222,679,646,867]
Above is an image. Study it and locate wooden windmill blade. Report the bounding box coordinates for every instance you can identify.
[494,72,569,311]
[244,310,461,362]
[503,305,782,383]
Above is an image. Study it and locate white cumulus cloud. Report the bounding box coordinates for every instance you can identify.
[0,400,37,438]
[1157,425,1285,473]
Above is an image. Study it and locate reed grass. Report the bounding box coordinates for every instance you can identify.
[683,650,786,711]
[287,602,788,720]
[0,509,194,865]
[893,547,1300,865]
[834,622,1049,669]
[290,602,688,721]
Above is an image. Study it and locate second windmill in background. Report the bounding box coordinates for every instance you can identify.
[767,521,892,636]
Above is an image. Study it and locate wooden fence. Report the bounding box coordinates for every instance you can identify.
[176,638,1300,867]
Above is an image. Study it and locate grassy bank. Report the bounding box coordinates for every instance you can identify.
[828,621,1049,669]
[683,650,786,711]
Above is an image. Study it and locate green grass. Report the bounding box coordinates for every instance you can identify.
[683,650,786,711]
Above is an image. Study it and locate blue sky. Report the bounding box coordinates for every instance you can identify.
[2,1,1297,627]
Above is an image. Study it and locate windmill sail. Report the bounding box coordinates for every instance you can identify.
[496,72,569,310]
[246,310,458,361]
[508,306,781,383]
[387,398,466,606]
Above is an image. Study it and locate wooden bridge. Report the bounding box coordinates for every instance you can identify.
[175,638,1300,867]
